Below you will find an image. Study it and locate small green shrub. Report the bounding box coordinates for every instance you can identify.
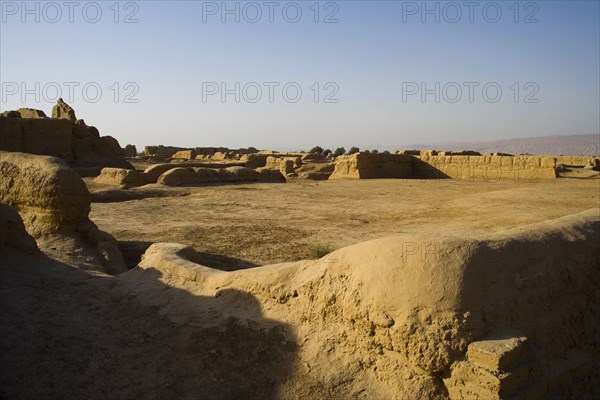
[308,243,335,259]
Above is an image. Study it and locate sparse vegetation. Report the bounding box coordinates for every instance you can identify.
[309,146,324,155]
[308,243,335,259]
[334,147,346,157]
[348,146,360,155]
[323,149,332,157]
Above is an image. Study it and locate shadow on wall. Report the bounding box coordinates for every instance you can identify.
[118,240,154,269]
[412,158,451,179]
[0,253,298,400]
[451,233,600,397]
[118,240,259,271]
[457,236,600,353]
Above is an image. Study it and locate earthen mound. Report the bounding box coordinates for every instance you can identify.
[135,209,599,398]
[94,168,142,187]
[0,152,126,274]
[157,166,285,186]
[0,151,91,235]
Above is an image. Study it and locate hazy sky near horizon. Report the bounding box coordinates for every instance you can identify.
[1,0,599,151]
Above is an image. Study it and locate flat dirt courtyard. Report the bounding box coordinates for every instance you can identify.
[89,178,600,270]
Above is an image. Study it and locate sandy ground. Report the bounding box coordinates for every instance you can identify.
[88,177,600,270]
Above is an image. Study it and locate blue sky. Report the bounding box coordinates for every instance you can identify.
[1,0,599,151]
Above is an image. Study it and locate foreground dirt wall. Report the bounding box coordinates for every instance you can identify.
[0,152,127,274]
[134,209,599,399]
[414,154,558,180]
[0,151,91,234]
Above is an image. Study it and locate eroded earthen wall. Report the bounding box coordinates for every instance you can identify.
[0,117,73,161]
[330,153,414,179]
[412,155,557,180]
[554,155,595,167]
[330,153,557,180]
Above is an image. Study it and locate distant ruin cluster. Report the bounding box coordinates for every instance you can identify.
[1,100,599,188]
[94,147,600,187]
[0,99,131,176]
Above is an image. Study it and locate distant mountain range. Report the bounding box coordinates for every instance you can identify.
[403,134,599,156]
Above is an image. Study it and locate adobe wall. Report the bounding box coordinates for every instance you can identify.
[329,153,413,179]
[330,153,557,180]
[0,102,132,175]
[412,154,558,180]
[554,155,595,167]
[0,117,73,161]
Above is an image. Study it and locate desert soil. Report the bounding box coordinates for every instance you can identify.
[88,177,600,270]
